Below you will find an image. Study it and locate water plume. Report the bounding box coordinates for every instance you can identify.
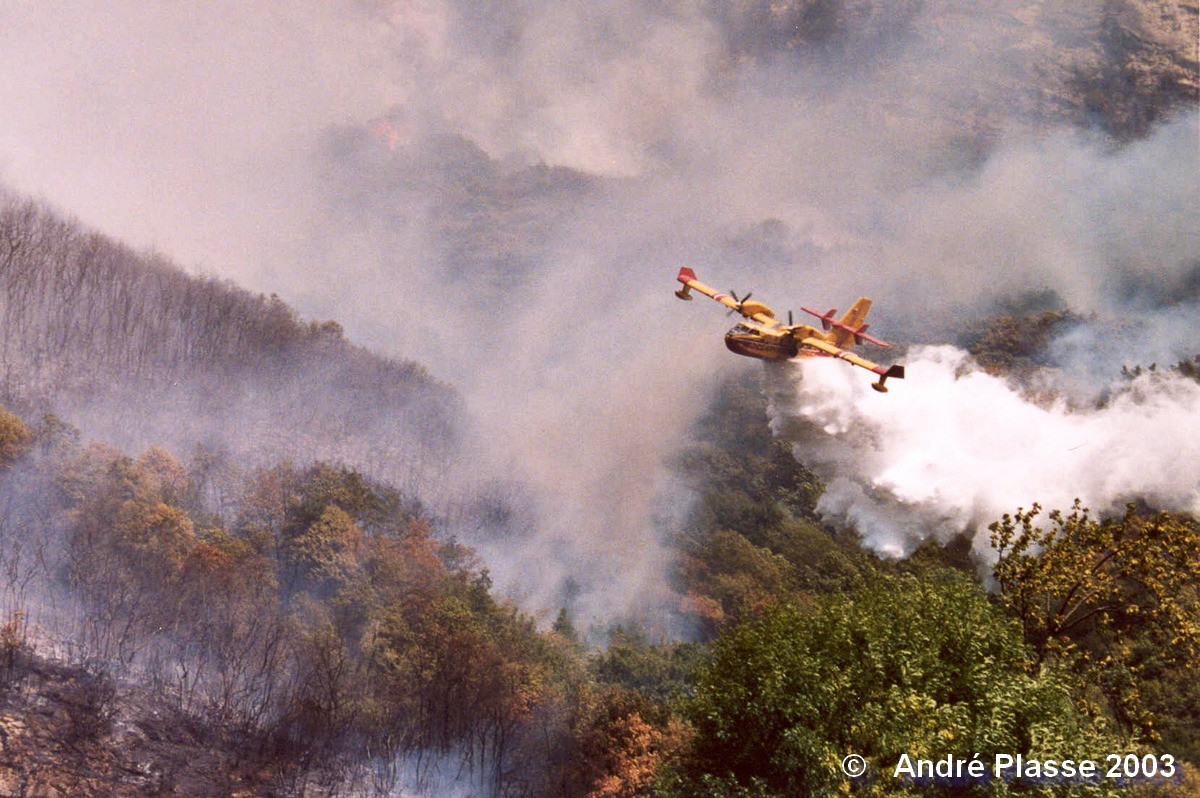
[765,346,1200,558]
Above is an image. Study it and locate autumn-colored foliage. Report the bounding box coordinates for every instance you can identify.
[992,502,1200,749]
[0,408,31,467]
[0,368,1196,796]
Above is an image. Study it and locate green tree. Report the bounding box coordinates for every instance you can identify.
[286,463,414,539]
[60,446,198,661]
[553,607,580,645]
[962,310,1073,376]
[591,626,703,707]
[664,573,1129,797]
[671,374,871,637]
[679,531,792,631]
[283,504,364,596]
[364,577,554,788]
[991,502,1200,746]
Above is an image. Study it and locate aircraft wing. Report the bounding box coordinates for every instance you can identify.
[800,336,905,391]
[675,267,783,328]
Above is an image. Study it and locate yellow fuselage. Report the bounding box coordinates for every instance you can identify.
[724,322,826,361]
[724,329,797,360]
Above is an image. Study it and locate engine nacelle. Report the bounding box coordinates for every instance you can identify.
[739,300,774,318]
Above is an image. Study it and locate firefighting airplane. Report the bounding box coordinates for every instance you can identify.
[674,267,905,392]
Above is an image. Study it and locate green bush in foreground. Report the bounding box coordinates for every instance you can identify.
[660,572,1133,797]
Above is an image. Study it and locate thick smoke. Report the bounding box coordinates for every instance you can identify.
[766,347,1200,558]
[0,1,1196,622]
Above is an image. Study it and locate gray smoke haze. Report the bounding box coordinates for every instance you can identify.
[0,1,1196,621]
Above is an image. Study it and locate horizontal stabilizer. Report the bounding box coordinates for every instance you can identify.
[802,301,890,347]
[801,306,837,331]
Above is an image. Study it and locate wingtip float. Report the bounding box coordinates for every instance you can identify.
[674,266,905,393]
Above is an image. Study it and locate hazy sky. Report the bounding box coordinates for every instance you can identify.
[1,1,1195,622]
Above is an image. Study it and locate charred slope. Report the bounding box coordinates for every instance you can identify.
[0,654,277,798]
[0,192,463,490]
[710,0,1198,140]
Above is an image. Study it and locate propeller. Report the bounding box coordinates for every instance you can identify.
[726,290,753,315]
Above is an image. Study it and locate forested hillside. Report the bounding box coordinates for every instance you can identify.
[0,0,1195,795]
[0,199,1195,794]
[664,371,1199,795]
[0,193,462,495]
[0,360,1195,795]
[0,412,558,794]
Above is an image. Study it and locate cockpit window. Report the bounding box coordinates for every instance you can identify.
[728,323,753,335]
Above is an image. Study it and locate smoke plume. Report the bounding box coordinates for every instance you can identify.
[0,1,1196,621]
